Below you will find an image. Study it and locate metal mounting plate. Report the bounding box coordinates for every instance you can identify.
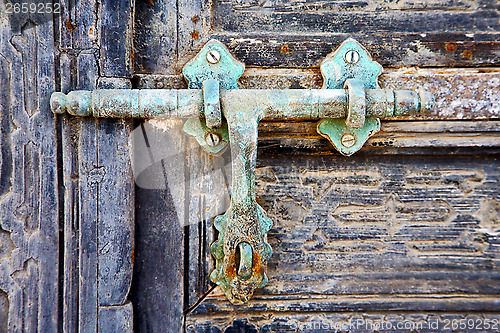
[182,40,245,155]
[320,38,382,90]
[318,38,383,155]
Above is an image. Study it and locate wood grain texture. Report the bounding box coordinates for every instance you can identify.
[98,302,134,333]
[100,0,134,77]
[135,0,500,72]
[186,312,500,332]
[186,153,499,316]
[134,0,178,74]
[0,16,59,332]
[136,68,500,120]
[57,0,136,331]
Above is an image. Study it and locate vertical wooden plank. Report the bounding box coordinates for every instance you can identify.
[33,21,59,332]
[0,14,59,333]
[131,121,185,332]
[134,0,178,74]
[98,302,134,333]
[60,50,80,333]
[100,0,134,77]
[177,0,211,62]
[96,79,134,308]
[96,2,136,331]
[77,52,99,333]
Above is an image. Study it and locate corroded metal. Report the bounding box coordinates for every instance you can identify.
[182,40,245,155]
[203,79,222,128]
[50,38,434,305]
[320,38,382,90]
[319,38,395,156]
[51,89,432,120]
[209,98,273,303]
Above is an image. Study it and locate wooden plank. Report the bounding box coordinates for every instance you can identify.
[77,52,100,333]
[136,68,500,120]
[255,120,500,155]
[33,21,59,332]
[187,153,500,314]
[191,295,500,314]
[96,79,135,308]
[130,121,185,332]
[177,0,211,62]
[100,0,134,77]
[186,312,500,332]
[134,0,178,74]
[135,0,500,70]
[0,13,60,332]
[98,302,133,332]
[214,3,499,34]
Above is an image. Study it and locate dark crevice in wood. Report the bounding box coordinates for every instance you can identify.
[184,285,217,316]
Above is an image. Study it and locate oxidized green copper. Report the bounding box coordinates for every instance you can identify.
[319,38,383,156]
[320,38,382,90]
[182,40,245,155]
[50,38,434,305]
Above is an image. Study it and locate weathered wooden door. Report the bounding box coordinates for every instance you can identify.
[0,0,499,332]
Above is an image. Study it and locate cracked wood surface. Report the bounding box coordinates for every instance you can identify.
[0,13,59,333]
[134,0,500,73]
[58,0,135,332]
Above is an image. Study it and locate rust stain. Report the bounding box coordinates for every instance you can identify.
[281,44,291,53]
[147,0,154,5]
[463,50,473,58]
[192,16,200,23]
[445,42,457,52]
[191,31,200,40]
[65,19,75,32]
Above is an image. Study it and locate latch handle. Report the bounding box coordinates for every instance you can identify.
[51,38,434,305]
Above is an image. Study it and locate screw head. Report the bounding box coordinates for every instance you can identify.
[206,50,221,64]
[345,50,359,64]
[205,132,220,147]
[341,133,356,148]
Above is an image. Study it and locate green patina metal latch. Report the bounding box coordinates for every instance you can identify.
[50,39,434,304]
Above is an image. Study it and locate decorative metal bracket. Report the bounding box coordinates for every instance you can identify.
[50,39,434,305]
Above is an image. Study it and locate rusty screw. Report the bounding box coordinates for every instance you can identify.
[206,50,221,64]
[341,133,356,148]
[345,50,359,64]
[206,132,220,147]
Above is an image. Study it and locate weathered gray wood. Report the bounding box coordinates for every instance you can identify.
[0,16,59,332]
[96,79,135,308]
[136,0,499,71]
[131,120,185,332]
[98,302,133,333]
[186,312,500,332]
[134,0,178,74]
[77,52,100,333]
[177,0,211,63]
[187,153,499,315]
[100,0,134,77]
[57,0,136,330]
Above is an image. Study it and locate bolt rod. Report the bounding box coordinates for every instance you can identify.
[51,89,432,120]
